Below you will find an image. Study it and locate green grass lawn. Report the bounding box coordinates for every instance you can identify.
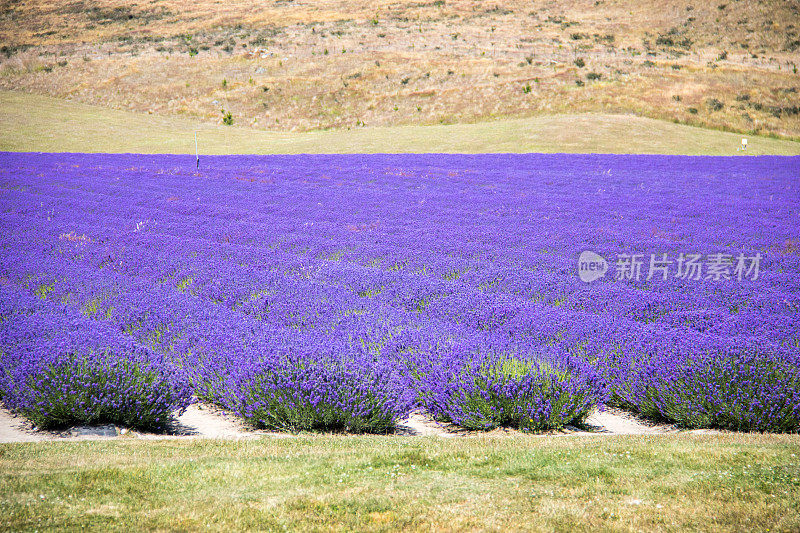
[2,434,799,532]
[2,90,799,156]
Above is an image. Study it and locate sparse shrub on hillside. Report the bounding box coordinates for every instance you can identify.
[688,107,698,114]
[574,57,585,68]
[84,5,137,23]
[586,72,602,80]
[655,28,693,50]
[594,33,615,44]
[769,105,800,118]
[485,6,512,15]
[706,98,724,112]
[1,44,32,58]
[221,108,233,125]
[655,35,673,46]
[522,83,532,93]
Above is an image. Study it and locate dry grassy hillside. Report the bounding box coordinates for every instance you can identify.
[1,0,798,138]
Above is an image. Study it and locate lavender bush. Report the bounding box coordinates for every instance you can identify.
[639,345,800,432]
[229,352,413,433]
[0,152,797,432]
[5,349,191,430]
[0,287,192,430]
[417,349,607,431]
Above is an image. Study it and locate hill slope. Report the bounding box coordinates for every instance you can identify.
[0,0,798,138]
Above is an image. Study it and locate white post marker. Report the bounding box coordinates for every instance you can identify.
[195,131,199,169]
[740,138,748,151]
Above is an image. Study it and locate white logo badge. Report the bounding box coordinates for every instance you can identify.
[578,251,608,282]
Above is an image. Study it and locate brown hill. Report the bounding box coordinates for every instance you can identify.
[1,0,798,137]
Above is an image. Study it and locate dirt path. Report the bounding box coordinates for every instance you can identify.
[150,404,279,440]
[396,411,459,437]
[1,404,679,443]
[172,404,255,438]
[581,406,677,435]
[0,404,269,443]
[0,408,50,443]
[395,407,675,437]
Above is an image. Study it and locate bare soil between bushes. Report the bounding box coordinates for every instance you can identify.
[0,404,720,443]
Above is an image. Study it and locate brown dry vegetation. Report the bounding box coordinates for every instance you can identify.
[0,0,799,138]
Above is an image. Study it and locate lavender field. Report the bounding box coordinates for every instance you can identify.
[1,152,799,433]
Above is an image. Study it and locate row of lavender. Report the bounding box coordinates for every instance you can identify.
[1,153,798,432]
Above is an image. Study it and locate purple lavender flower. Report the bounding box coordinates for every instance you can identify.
[0,152,797,432]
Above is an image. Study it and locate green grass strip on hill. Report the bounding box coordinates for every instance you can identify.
[2,90,798,155]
